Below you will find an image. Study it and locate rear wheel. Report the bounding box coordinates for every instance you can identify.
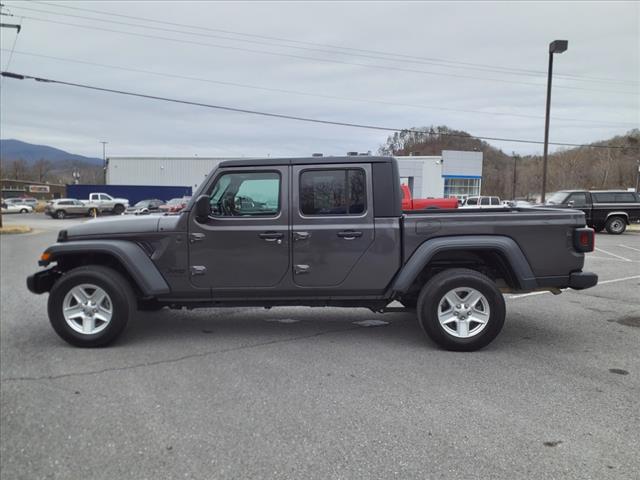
[55,210,66,219]
[48,265,135,347]
[605,216,626,235]
[417,268,505,351]
[88,208,99,217]
[20,208,28,213]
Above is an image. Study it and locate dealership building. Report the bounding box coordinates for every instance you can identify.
[105,150,483,200]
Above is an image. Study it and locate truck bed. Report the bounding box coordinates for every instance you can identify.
[402,207,587,279]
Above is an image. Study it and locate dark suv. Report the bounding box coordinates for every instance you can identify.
[545,190,640,234]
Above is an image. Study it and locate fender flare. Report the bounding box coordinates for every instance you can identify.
[391,235,537,294]
[605,211,629,224]
[42,240,170,296]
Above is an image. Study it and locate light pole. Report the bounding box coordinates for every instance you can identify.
[541,39,568,203]
[100,141,108,184]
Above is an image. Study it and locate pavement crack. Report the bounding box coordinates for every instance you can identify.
[1,326,360,383]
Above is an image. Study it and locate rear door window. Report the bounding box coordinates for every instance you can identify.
[299,169,366,216]
[593,193,615,203]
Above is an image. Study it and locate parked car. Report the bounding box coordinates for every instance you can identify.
[545,189,640,234]
[401,184,458,210]
[28,156,597,351]
[126,199,165,215]
[460,196,505,208]
[4,197,38,208]
[45,198,99,219]
[159,197,190,213]
[80,193,129,215]
[1,202,33,214]
[503,200,533,208]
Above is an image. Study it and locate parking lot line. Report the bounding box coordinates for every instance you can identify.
[618,244,640,253]
[594,247,632,262]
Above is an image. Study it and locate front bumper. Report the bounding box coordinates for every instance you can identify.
[568,271,598,290]
[26,268,59,294]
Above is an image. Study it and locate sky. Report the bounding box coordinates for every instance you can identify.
[0,1,638,159]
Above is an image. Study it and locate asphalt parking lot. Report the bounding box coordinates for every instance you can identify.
[1,213,639,479]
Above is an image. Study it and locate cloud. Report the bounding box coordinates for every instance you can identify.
[1,0,638,158]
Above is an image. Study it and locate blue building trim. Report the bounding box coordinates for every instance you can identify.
[442,175,482,179]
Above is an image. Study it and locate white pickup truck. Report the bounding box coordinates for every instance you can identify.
[82,193,129,215]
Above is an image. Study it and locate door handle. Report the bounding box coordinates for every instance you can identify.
[259,232,284,242]
[337,230,363,240]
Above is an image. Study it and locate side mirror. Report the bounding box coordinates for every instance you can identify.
[567,200,575,207]
[194,195,210,222]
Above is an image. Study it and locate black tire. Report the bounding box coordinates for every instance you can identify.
[113,204,125,215]
[55,210,66,219]
[47,265,135,347]
[20,208,28,213]
[605,216,626,235]
[88,208,99,217]
[417,268,505,351]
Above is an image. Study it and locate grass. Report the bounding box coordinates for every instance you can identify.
[0,225,33,234]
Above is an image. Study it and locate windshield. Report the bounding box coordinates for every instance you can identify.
[134,201,149,207]
[167,198,182,205]
[546,191,569,205]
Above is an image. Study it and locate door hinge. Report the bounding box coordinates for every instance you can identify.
[189,233,205,243]
[190,265,207,276]
[294,264,310,275]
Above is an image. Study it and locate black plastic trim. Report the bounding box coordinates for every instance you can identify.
[391,235,538,294]
[41,240,170,296]
[568,271,598,290]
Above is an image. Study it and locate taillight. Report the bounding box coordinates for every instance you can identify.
[573,227,594,252]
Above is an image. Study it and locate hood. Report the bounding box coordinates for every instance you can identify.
[65,215,162,239]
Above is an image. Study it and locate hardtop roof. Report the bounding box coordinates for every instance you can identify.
[218,156,394,168]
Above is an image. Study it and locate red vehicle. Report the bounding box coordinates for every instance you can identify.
[401,184,458,210]
[159,197,191,214]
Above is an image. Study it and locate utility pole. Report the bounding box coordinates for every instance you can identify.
[512,153,518,200]
[100,141,108,184]
[541,40,568,203]
[0,4,22,228]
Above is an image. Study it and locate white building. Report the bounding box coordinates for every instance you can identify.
[107,151,482,200]
[396,150,483,200]
[106,157,247,191]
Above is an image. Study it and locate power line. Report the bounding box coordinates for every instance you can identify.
[10,3,637,87]
[33,0,639,86]
[14,14,638,96]
[4,48,636,128]
[2,70,636,150]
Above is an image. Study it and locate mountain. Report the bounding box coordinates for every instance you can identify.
[0,139,102,165]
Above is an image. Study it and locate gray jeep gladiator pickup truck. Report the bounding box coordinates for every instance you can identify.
[27,156,597,351]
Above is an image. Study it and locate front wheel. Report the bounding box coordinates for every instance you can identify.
[605,216,626,235]
[48,265,135,347]
[113,204,125,215]
[417,268,505,351]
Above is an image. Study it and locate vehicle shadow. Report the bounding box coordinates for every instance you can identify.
[123,307,428,348]
[120,307,555,352]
